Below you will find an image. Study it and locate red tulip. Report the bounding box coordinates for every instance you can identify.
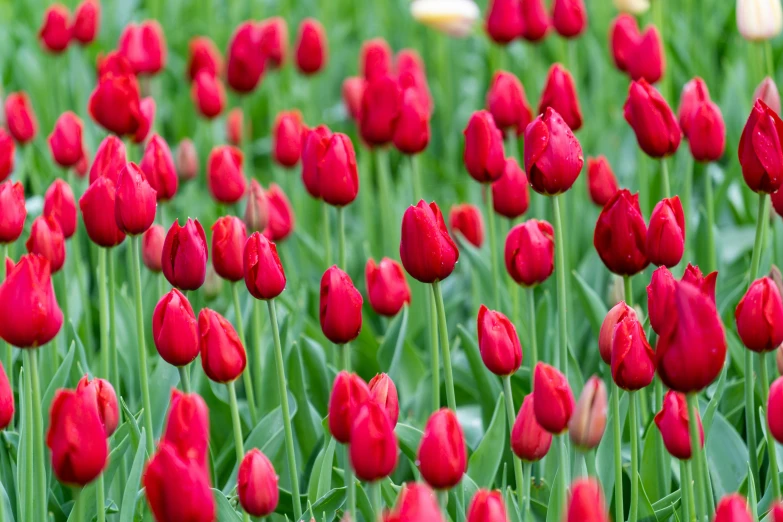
[76,376,119,437]
[485,0,523,44]
[198,308,246,383]
[467,489,508,522]
[505,219,555,286]
[238,449,279,517]
[386,483,445,522]
[678,77,710,137]
[566,479,610,522]
[115,162,157,235]
[301,125,331,199]
[687,97,726,163]
[755,76,782,115]
[176,139,199,182]
[319,133,359,206]
[191,71,225,119]
[417,408,467,489]
[449,204,485,248]
[0,181,26,244]
[533,362,575,433]
[89,136,126,184]
[243,232,286,300]
[769,377,783,444]
[360,38,392,81]
[39,4,71,53]
[350,400,399,481]
[598,302,634,365]
[5,92,38,144]
[739,99,783,193]
[611,312,655,390]
[477,305,522,376]
[0,362,12,430]
[772,503,783,522]
[328,371,371,444]
[487,71,533,136]
[47,384,108,485]
[244,179,269,233]
[260,17,287,68]
[320,266,363,344]
[365,257,411,317]
[295,18,328,75]
[680,263,717,302]
[188,36,222,81]
[140,134,178,201]
[657,280,727,392]
[524,107,584,194]
[88,73,143,136]
[369,373,400,426]
[360,75,403,147]
[211,216,246,282]
[713,495,752,522]
[26,215,66,273]
[272,110,304,167]
[568,376,608,450]
[393,87,431,155]
[587,156,619,207]
[161,389,209,468]
[593,189,649,276]
[538,64,582,131]
[74,147,90,178]
[396,49,433,115]
[118,20,167,75]
[162,218,208,291]
[153,289,199,367]
[263,184,295,242]
[646,196,685,268]
[624,79,681,157]
[511,395,552,461]
[610,14,640,72]
[79,178,125,248]
[72,0,99,45]
[207,146,246,204]
[626,26,664,84]
[552,0,587,38]
[132,96,156,144]
[654,390,704,459]
[735,277,783,352]
[226,108,244,146]
[491,158,529,219]
[96,50,134,79]
[43,178,77,239]
[342,77,365,121]
[227,22,264,93]
[0,128,14,182]
[400,200,459,283]
[463,110,506,182]
[49,111,85,168]
[520,0,550,41]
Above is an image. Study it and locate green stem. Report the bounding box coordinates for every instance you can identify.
[376,149,394,258]
[322,203,332,268]
[682,459,695,522]
[370,481,382,520]
[656,378,669,496]
[109,250,119,394]
[505,132,518,162]
[242,96,254,179]
[70,224,92,349]
[132,236,155,455]
[95,474,105,522]
[704,168,717,273]
[55,271,68,366]
[661,158,671,199]
[760,353,781,500]
[624,275,633,307]
[0,244,11,400]
[342,343,356,521]
[232,284,258,426]
[227,381,251,522]
[74,488,84,522]
[430,292,440,411]
[25,350,46,521]
[268,300,302,519]
[556,434,568,522]
[523,461,533,522]
[337,206,347,270]
[629,391,639,522]
[252,300,264,416]
[611,382,625,522]
[178,366,191,393]
[766,40,775,79]
[686,394,707,522]
[527,288,538,378]
[98,248,109,379]
[503,376,525,513]
[552,195,568,377]
[411,154,424,202]
[432,281,456,411]
[486,186,500,309]
[23,354,33,522]
[683,155,694,260]
[586,449,598,478]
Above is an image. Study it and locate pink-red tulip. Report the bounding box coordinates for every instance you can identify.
[72,0,99,45]
[735,277,783,352]
[505,219,554,286]
[118,20,167,75]
[477,305,523,376]
[587,156,619,207]
[273,110,304,167]
[365,258,411,317]
[492,158,529,219]
[208,146,246,204]
[654,390,704,459]
[115,162,157,235]
[328,371,371,443]
[79,178,125,248]
[485,0,524,44]
[140,134,178,202]
[593,189,649,276]
[552,0,587,38]
[369,373,400,426]
[26,215,66,273]
[320,266,363,344]
[43,179,77,239]
[39,4,71,53]
[5,92,38,144]
[243,232,286,300]
[538,64,582,131]
[49,112,85,168]
[533,362,575,433]
[162,219,208,291]
[449,204,484,248]
[646,196,685,268]
[463,110,506,183]
[739,99,783,193]
[211,216,247,282]
[400,200,459,283]
[624,79,681,158]
[294,19,328,75]
[263,184,294,242]
[238,449,279,517]
[350,400,399,481]
[511,394,553,461]
[198,308,247,383]
[153,289,199,367]
[417,408,467,489]
[524,107,584,194]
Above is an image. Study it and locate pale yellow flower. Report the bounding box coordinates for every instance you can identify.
[613,0,650,15]
[737,0,783,41]
[410,0,480,38]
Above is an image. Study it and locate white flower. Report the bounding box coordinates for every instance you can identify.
[737,0,783,41]
[410,0,480,38]
[612,0,650,15]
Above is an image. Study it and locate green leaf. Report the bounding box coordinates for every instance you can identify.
[545,467,563,522]
[42,341,75,431]
[467,394,506,488]
[641,417,668,503]
[597,390,628,505]
[395,423,423,464]
[316,437,338,500]
[703,362,728,439]
[706,409,748,499]
[298,487,346,522]
[376,306,409,388]
[457,324,503,424]
[119,427,147,522]
[571,270,608,334]
[638,471,660,522]
[288,342,320,457]
[212,489,242,522]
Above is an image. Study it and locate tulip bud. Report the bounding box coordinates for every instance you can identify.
[449,204,485,248]
[198,308,246,383]
[463,110,506,182]
[329,371,371,443]
[162,218,208,291]
[755,76,782,114]
[678,78,711,137]
[687,99,726,163]
[524,107,584,194]
[273,110,304,167]
[260,17,287,69]
[566,479,610,522]
[410,0,480,38]
[614,0,650,14]
[238,449,279,517]
[505,219,555,286]
[162,389,209,469]
[144,442,215,522]
[552,0,587,38]
[610,15,640,72]
[654,390,704,459]
[587,156,619,207]
[769,377,783,444]
[646,196,685,268]
[492,158,529,219]
[243,232,286,300]
[243,180,269,235]
[520,0,550,41]
[188,36,222,81]
[140,135,178,202]
[96,50,134,79]
[191,71,226,119]
[90,136,126,185]
[467,490,508,522]
[0,128,15,182]
[735,277,783,352]
[208,146,246,204]
[538,64,583,131]
[72,0,99,44]
[680,263,718,302]
[131,96,153,144]
[485,0,523,44]
[396,49,433,116]
[141,226,164,273]
[646,266,676,336]
[486,71,533,137]
[739,99,783,193]
[400,200,460,283]
[0,362,12,430]
[26,215,66,274]
[175,139,199,181]
[115,162,157,235]
[119,20,167,75]
[47,384,108,485]
[320,266,363,344]
[350,400,399,481]
[263,184,295,242]
[295,19,328,75]
[778,345,783,375]
[39,4,71,53]
[88,73,143,136]
[301,125,331,199]
[360,75,403,147]
[153,289,199,367]
[533,362,575,433]
[594,189,649,276]
[624,80,681,158]
[611,313,655,390]
[342,77,365,121]
[417,408,467,489]
[226,22,264,93]
[626,26,664,84]
[48,112,85,168]
[369,373,400,426]
[79,178,126,248]
[0,181,26,245]
[393,87,431,155]
[714,494,753,522]
[511,394,552,461]
[225,108,244,146]
[211,216,247,282]
[5,92,38,144]
[477,305,522,376]
[737,0,783,41]
[319,133,360,206]
[76,376,119,437]
[568,376,607,450]
[74,147,90,178]
[360,38,392,81]
[773,503,783,522]
[365,257,411,317]
[43,179,77,239]
[598,302,634,365]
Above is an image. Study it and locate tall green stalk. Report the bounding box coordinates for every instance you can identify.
[322,203,332,268]
[342,343,356,522]
[686,394,707,522]
[681,460,694,522]
[252,301,264,414]
[24,350,46,521]
[73,488,84,522]
[655,378,669,496]
[109,251,120,394]
[660,158,671,200]
[759,353,781,500]
[227,381,251,522]
[22,358,33,521]
[704,168,717,273]
[552,195,568,376]
[629,392,640,522]
[132,236,155,455]
[486,187,500,309]
[232,283,258,426]
[503,376,525,512]
[611,383,624,522]
[376,149,394,258]
[523,461,533,522]
[0,243,11,399]
[527,288,538,378]
[370,481,382,521]
[178,366,191,393]
[337,206,347,270]
[430,294,440,412]
[98,248,109,379]
[95,474,105,522]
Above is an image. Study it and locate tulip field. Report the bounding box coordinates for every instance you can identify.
[5,0,783,520]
